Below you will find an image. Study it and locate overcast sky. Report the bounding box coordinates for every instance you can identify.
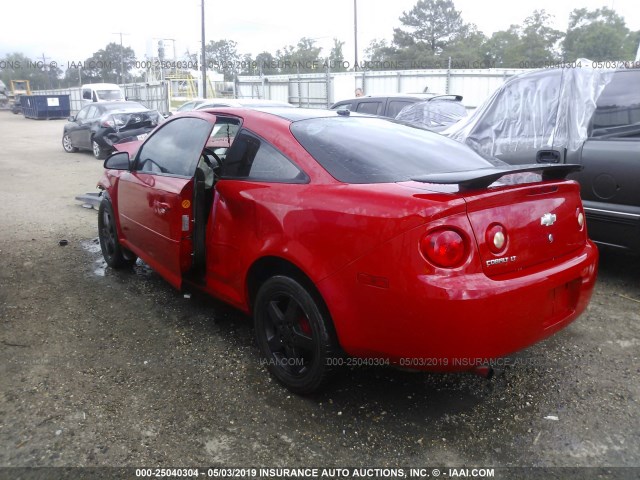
[0,0,637,69]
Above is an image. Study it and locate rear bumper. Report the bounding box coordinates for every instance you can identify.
[318,241,598,370]
[94,126,153,149]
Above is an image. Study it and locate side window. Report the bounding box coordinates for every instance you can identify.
[223,130,306,182]
[86,106,98,119]
[75,106,90,121]
[204,120,240,161]
[82,89,91,100]
[356,101,382,115]
[333,102,352,111]
[135,117,212,176]
[387,100,413,117]
[591,70,640,137]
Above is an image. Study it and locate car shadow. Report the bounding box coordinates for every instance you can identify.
[597,246,640,286]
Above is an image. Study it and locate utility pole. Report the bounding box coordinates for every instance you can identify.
[164,38,177,75]
[112,32,129,84]
[201,0,207,98]
[41,53,51,89]
[353,0,359,71]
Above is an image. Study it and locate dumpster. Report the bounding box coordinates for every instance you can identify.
[20,95,71,119]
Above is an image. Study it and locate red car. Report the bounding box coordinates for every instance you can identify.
[97,108,598,394]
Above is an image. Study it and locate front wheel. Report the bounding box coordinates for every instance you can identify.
[98,199,137,268]
[254,276,339,394]
[62,133,78,153]
[93,139,108,160]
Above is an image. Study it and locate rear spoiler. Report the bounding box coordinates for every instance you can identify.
[412,164,582,191]
[429,94,463,102]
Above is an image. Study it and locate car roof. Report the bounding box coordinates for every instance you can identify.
[197,106,371,122]
[331,93,462,108]
[197,98,293,109]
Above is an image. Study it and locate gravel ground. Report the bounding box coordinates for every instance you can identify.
[0,112,639,476]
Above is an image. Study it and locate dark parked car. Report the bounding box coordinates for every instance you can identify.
[62,101,163,159]
[330,93,464,121]
[447,66,640,254]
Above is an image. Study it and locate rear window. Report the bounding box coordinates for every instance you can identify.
[355,102,382,115]
[290,117,496,184]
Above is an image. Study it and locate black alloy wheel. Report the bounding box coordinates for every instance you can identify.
[98,199,137,268]
[254,275,339,394]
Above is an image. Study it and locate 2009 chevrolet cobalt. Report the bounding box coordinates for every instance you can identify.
[97,108,598,394]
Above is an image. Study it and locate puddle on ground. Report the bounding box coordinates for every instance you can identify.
[80,239,107,276]
[81,238,101,254]
[93,258,107,276]
[81,237,154,278]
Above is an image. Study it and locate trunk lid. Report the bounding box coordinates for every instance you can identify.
[411,163,587,277]
[463,181,586,277]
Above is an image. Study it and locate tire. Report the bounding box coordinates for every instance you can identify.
[254,275,339,394]
[62,133,78,153]
[92,139,107,160]
[98,198,137,269]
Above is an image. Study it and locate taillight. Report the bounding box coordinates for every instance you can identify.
[577,208,585,230]
[486,223,507,254]
[420,229,468,268]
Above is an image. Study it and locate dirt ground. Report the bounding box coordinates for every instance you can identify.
[0,111,639,474]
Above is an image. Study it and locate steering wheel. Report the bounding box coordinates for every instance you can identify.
[202,147,222,168]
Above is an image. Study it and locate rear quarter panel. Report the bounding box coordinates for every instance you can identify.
[205,181,466,310]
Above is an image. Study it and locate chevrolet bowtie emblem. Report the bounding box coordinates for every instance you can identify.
[541,213,557,226]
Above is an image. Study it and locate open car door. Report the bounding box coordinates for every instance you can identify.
[116,114,216,289]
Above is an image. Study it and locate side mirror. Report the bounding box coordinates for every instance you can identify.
[104,151,131,170]
[68,115,76,122]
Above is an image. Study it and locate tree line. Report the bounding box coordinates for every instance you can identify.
[368,1,639,70]
[1,0,638,88]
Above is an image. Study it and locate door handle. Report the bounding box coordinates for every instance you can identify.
[155,201,171,215]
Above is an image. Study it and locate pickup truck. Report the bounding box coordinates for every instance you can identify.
[447,66,640,254]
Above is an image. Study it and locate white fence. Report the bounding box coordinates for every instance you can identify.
[29,83,170,114]
[29,68,530,114]
[236,68,529,110]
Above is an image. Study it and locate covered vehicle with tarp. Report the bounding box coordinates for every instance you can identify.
[443,60,640,254]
